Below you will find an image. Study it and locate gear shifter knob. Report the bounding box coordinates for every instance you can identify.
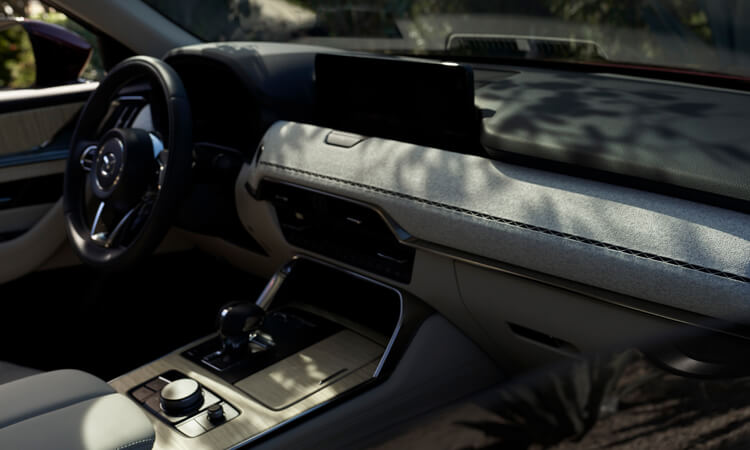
[218,302,265,355]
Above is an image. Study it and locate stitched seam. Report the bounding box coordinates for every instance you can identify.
[115,437,155,450]
[260,161,750,284]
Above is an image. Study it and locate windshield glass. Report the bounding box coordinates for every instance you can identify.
[144,0,750,79]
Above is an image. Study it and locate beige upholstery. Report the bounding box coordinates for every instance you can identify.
[0,369,155,450]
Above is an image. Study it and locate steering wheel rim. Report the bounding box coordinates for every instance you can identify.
[64,56,192,271]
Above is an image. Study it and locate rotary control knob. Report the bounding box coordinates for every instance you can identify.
[207,404,225,424]
[160,378,203,416]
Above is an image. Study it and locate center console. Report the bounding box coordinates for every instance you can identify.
[109,256,435,449]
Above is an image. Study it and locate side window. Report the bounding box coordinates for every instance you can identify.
[0,1,104,89]
[0,19,33,88]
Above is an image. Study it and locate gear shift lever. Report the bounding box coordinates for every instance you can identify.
[200,267,290,371]
[218,302,266,356]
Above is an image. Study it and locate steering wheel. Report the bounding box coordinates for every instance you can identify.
[64,56,192,271]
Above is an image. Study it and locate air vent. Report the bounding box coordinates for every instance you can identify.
[447,34,608,60]
[98,96,147,134]
[260,181,415,283]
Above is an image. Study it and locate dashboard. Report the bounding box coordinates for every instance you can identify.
[138,42,749,376]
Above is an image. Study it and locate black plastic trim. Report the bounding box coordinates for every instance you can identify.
[0,148,68,169]
[258,179,416,283]
[391,51,750,93]
[0,173,63,211]
[0,230,25,242]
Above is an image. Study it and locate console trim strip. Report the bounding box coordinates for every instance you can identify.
[226,255,404,449]
[272,255,404,378]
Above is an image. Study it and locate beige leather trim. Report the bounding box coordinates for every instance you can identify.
[0,203,54,234]
[0,83,96,103]
[0,369,155,450]
[0,103,83,156]
[0,199,65,284]
[0,162,196,280]
[0,159,66,183]
[0,161,67,281]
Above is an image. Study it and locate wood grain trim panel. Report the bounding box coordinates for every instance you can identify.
[236,330,383,410]
[110,335,381,450]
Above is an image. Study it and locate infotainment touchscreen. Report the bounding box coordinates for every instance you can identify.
[315,53,477,151]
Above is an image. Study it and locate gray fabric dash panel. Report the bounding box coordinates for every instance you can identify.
[249,121,750,322]
[260,161,748,284]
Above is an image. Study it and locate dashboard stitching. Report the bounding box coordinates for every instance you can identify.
[259,161,750,284]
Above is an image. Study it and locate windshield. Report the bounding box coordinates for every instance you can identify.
[144,0,750,79]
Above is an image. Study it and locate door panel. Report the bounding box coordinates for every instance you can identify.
[0,203,54,240]
[0,85,96,283]
[0,198,65,284]
[0,102,82,157]
[0,159,65,183]
[0,173,63,214]
[0,162,67,284]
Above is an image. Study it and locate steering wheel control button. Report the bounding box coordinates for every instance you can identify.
[160,378,203,416]
[79,145,98,172]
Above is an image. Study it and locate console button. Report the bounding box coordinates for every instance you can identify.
[196,402,238,431]
[146,378,168,392]
[132,386,153,403]
[176,419,206,438]
[194,411,216,431]
[222,402,240,420]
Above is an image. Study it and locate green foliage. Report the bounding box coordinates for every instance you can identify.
[0,24,35,88]
[0,0,103,89]
[666,0,711,42]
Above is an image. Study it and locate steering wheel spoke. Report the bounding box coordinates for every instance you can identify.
[90,201,143,248]
[147,132,169,189]
[77,140,99,172]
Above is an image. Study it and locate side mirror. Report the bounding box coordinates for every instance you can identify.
[0,18,92,87]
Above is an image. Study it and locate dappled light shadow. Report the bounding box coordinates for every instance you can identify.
[478,71,750,187]
[477,70,750,241]
[370,352,750,450]
[466,355,750,449]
